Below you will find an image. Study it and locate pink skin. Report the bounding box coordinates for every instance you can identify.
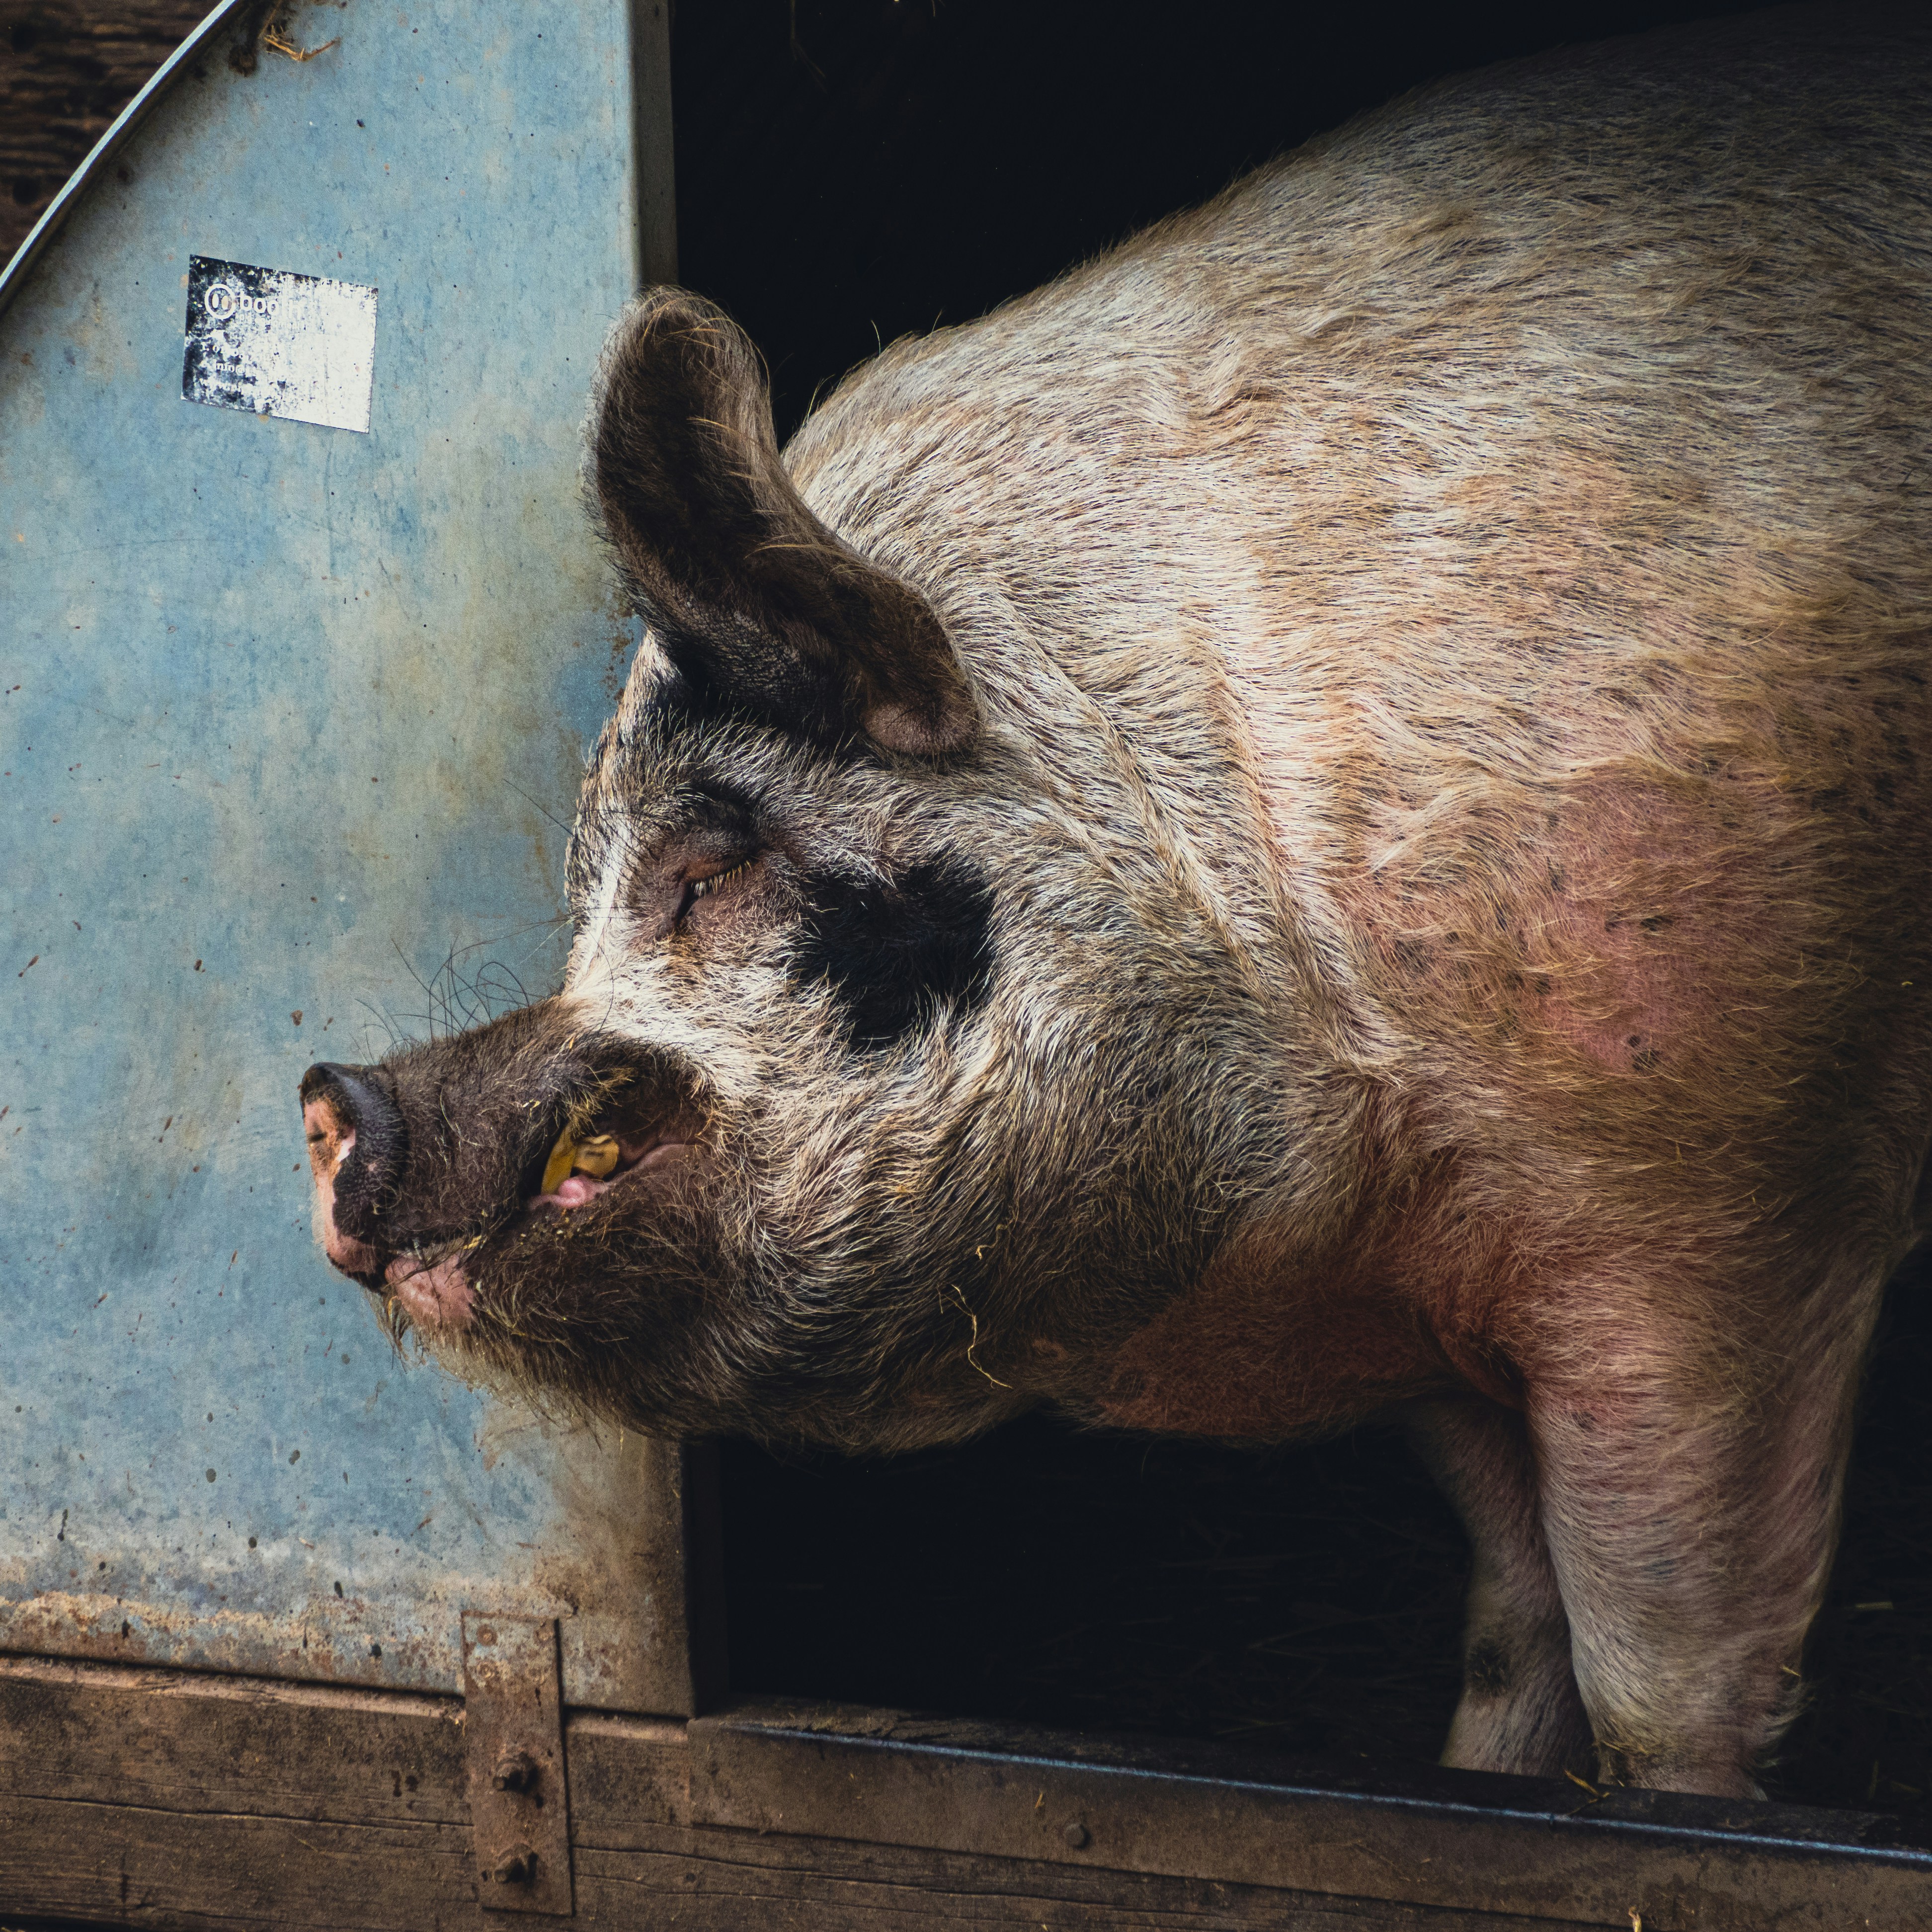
[302,1097,381,1278]
[385,1250,475,1330]
[303,1092,467,1327]
[305,1103,693,1332]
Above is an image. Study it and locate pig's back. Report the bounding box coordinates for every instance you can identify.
[787,5,1932,1216]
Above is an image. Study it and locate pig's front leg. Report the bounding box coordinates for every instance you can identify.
[1525,1268,1885,1798]
[1408,1399,1593,1778]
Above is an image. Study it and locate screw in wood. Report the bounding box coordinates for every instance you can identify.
[1063,1822,1090,1850]
[486,1846,537,1885]
[492,1750,536,1793]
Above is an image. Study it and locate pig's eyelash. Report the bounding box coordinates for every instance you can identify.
[678,855,758,920]
[690,858,753,898]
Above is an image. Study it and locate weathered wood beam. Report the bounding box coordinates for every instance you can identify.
[5,1657,1928,1929]
[692,1701,1932,1932]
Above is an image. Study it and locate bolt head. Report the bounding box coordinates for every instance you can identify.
[1063,1821,1090,1850]
[487,1845,536,1884]
[491,1750,535,1793]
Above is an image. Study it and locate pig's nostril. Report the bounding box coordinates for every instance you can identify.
[301,1063,400,1142]
[302,1060,376,1116]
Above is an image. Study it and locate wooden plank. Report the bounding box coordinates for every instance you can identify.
[571,1716,1581,1925]
[0,1793,479,1932]
[0,1653,470,1824]
[691,1701,1932,1932]
[0,1661,1575,1930]
[0,1,217,265]
[571,1831,1587,1930]
[5,1658,1928,1931]
[0,1655,479,1928]
[0,1793,1576,1932]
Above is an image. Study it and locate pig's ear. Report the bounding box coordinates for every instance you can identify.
[587,289,977,756]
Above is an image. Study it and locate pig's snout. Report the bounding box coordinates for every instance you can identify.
[300,1061,405,1281]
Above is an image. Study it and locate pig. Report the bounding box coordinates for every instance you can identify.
[302,6,1932,1800]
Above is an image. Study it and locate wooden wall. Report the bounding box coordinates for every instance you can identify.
[0,2,216,263]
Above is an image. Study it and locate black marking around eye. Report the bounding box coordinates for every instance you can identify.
[789,858,994,1049]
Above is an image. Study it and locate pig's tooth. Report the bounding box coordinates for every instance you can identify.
[540,1131,577,1196]
[572,1134,620,1178]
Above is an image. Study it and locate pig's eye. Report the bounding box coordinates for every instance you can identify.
[676,855,757,925]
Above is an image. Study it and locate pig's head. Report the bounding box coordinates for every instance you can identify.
[302,290,1311,1452]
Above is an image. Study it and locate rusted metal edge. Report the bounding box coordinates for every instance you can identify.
[0,1646,459,1719]
[0,0,257,325]
[0,1649,702,1750]
[690,1700,1932,1931]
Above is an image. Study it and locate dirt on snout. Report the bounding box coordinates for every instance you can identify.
[723,1253,1932,1817]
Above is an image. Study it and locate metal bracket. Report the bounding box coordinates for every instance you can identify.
[463,1612,574,1916]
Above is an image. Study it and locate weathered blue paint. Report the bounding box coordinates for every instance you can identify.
[0,1,693,1709]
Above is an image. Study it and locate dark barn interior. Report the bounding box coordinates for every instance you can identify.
[2,0,1925,1849]
[668,0,1932,1820]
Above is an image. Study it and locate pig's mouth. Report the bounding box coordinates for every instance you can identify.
[382,1115,706,1334]
[303,1054,708,1338]
[524,1126,698,1212]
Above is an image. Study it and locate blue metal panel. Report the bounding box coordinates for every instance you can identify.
[0,1,692,1709]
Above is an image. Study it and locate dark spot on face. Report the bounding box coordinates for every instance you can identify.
[1465,1636,1512,1697]
[1639,914,1673,932]
[790,856,993,1049]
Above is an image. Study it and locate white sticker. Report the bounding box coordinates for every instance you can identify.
[182,255,378,433]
